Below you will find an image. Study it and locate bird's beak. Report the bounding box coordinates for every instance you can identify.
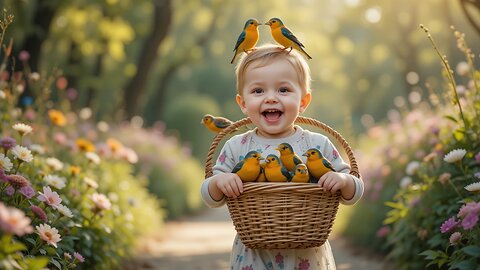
[275,147,280,151]
[265,159,270,163]
[302,153,309,157]
[264,22,271,26]
[258,157,264,160]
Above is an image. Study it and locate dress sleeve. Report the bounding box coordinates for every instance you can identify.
[320,137,364,205]
[200,138,238,208]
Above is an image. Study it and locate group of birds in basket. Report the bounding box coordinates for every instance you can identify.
[231,17,312,64]
[234,143,335,183]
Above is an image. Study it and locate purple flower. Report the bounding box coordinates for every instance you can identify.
[0,137,16,151]
[461,212,479,230]
[376,226,391,237]
[18,51,30,61]
[30,205,48,222]
[19,185,35,199]
[440,216,458,233]
[475,152,480,164]
[0,169,7,182]
[5,185,15,196]
[458,202,480,218]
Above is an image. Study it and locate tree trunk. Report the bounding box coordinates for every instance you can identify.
[122,0,172,119]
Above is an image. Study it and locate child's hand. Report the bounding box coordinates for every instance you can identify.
[210,173,244,198]
[317,171,351,193]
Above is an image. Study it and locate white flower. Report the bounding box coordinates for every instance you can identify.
[400,176,412,189]
[28,144,45,155]
[36,223,61,248]
[85,152,100,165]
[12,123,33,136]
[44,174,66,189]
[46,157,64,171]
[91,193,111,211]
[443,149,467,163]
[11,145,33,163]
[56,204,73,218]
[464,181,480,192]
[0,202,33,236]
[83,177,98,189]
[37,186,62,208]
[405,161,420,175]
[0,90,5,99]
[0,154,13,172]
[456,61,470,76]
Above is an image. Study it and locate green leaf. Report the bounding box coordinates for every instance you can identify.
[450,260,477,270]
[444,115,458,123]
[385,201,405,210]
[22,257,49,270]
[462,246,480,257]
[453,128,465,141]
[4,242,26,253]
[50,258,62,270]
[419,250,441,260]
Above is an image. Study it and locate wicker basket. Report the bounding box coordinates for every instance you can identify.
[205,116,360,249]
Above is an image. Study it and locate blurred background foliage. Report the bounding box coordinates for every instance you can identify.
[2,0,479,162]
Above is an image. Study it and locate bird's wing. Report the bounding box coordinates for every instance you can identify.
[231,160,245,173]
[214,118,232,129]
[281,27,305,48]
[281,167,292,180]
[322,159,336,172]
[293,155,303,165]
[233,31,246,51]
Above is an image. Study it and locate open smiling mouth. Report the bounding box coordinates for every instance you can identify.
[262,109,283,121]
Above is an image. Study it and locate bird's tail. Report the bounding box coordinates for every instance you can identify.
[230,51,239,64]
[299,47,312,59]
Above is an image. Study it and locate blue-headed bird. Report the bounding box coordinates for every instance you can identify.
[291,164,310,183]
[264,154,292,182]
[232,151,263,182]
[201,114,233,133]
[265,17,312,59]
[303,148,336,181]
[231,19,260,64]
[276,143,303,172]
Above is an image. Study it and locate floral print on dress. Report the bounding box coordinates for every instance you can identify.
[241,265,253,270]
[298,258,310,270]
[241,134,249,144]
[332,149,339,160]
[266,261,274,270]
[219,150,227,164]
[275,253,285,269]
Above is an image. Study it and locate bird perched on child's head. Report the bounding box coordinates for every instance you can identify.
[231,18,260,64]
[291,164,310,183]
[265,17,312,60]
[303,148,336,181]
[201,114,233,133]
[232,151,263,182]
[264,154,292,182]
[276,143,303,172]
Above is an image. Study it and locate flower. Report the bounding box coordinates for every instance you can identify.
[11,145,33,162]
[73,252,85,263]
[7,174,31,189]
[44,174,66,189]
[56,204,73,218]
[84,177,98,189]
[440,216,458,233]
[37,186,62,208]
[69,166,81,175]
[0,153,13,172]
[64,253,72,260]
[18,50,30,61]
[457,202,480,218]
[30,205,48,222]
[438,172,451,185]
[45,157,64,171]
[85,151,100,165]
[0,203,34,236]
[475,152,480,164]
[76,138,96,152]
[400,176,412,189]
[48,109,67,126]
[449,232,462,246]
[405,161,420,175]
[376,226,391,237]
[28,144,45,155]
[443,149,466,163]
[19,185,35,199]
[106,138,123,154]
[91,193,112,211]
[461,212,478,230]
[465,182,480,192]
[12,123,33,136]
[36,223,61,248]
[0,137,16,151]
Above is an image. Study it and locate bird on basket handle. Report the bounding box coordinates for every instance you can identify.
[201,114,233,133]
[276,142,303,172]
[232,151,263,182]
[265,17,312,60]
[231,18,261,64]
[303,148,336,182]
[264,154,292,182]
[256,162,267,182]
[291,164,310,183]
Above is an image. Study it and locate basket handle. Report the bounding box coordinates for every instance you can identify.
[204,116,360,179]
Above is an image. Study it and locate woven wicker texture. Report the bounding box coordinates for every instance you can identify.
[204,116,360,249]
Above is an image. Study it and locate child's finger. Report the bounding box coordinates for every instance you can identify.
[234,176,244,194]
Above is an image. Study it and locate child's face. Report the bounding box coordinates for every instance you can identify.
[236,58,311,138]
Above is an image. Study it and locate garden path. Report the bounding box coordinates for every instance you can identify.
[125,207,389,270]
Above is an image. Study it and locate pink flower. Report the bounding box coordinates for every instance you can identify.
[241,266,253,270]
[36,223,61,248]
[20,185,35,199]
[440,216,458,233]
[275,253,284,264]
[449,232,462,246]
[458,202,480,218]
[298,259,310,270]
[461,212,479,230]
[18,50,30,61]
[73,252,85,263]
[475,152,480,164]
[37,186,62,208]
[376,226,391,237]
[0,203,33,236]
[30,205,48,223]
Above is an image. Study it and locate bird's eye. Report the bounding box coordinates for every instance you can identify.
[250,22,253,24]
[272,20,276,23]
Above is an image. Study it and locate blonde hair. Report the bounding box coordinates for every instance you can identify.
[235,43,312,95]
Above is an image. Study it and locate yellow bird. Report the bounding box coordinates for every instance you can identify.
[232,151,263,182]
[201,114,233,133]
[231,18,260,64]
[291,164,310,183]
[265,17,312,59]
[276,143,303,172]
[264,154,292,182]
[303,148,336,181]
[256,162,267,182]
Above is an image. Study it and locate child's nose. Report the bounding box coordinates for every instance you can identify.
[264,90,278,103]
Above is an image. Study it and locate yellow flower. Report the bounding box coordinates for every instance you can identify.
[106,138,123,154]
[48,110,67,127]
[69,166,81,175]
[76,138,96,152]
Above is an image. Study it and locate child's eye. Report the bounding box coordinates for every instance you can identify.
[278,87,289,93]
[252,88,263,94]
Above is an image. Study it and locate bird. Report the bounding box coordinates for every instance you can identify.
[265,17,312,59]
[303,148,336,181]
[256,162,267,182]
[232,151,263,182]
[201,114,233,133]
[231,18,261,64]
[264,154,292,182]
[276,143,303,172]
[291,164,310,183]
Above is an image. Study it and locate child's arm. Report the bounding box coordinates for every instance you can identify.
[318,172,356,200]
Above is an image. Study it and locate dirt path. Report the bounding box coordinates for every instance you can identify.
[126,207,388,270]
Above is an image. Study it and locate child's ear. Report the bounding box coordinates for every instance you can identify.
[299,92,312,113]
[236,94,248,115]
